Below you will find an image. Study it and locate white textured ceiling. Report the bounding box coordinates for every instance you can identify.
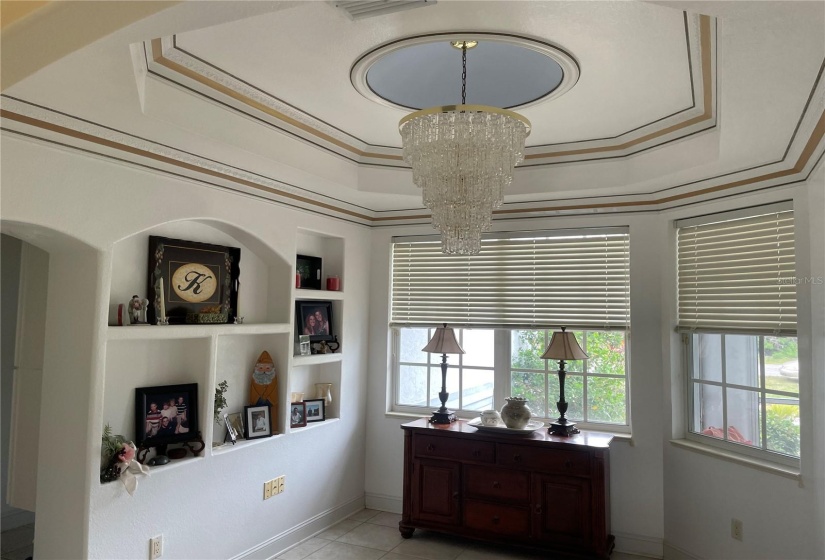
[1,1,823,221]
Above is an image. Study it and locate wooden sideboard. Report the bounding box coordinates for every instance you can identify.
[399,419,614,558]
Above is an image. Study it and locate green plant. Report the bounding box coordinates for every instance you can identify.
[214,380,229,422]
[766,404,800,456]
[101,424,127,482]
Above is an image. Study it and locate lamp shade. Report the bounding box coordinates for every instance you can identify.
[422,324,465,354]
[541,328,588,361]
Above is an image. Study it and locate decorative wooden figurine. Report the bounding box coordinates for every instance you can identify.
[249,351,278,434]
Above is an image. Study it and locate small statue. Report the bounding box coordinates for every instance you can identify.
[128,295,149,324]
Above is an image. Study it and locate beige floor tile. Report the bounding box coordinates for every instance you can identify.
[456,542,548,560]
[366,512,402,528]
[338,523,405,552]
[379,553,433,560]
[390,531,465,560]
[3,546,34,560]
[317,519,364,540]
[348,509,381,522]
[304,541,386,560]
[278,537,334,559]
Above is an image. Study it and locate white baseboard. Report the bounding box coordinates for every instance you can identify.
[1,509,35,531]
[364,492,402,514]
[663,541,702,560]
[613,531,664,558]
[232,495,365,560]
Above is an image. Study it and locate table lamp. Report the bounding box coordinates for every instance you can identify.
[422,323,465,424]
[541,327,588,436]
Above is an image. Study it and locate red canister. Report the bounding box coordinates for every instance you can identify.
[326,276,340,291]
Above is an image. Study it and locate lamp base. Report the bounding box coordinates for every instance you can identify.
[430,409,457,424]
[548,419,580,436]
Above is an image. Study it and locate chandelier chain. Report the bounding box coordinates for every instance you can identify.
[461,44,467,105]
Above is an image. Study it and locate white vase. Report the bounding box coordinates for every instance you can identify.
[500,397,532,429]
[315,383,333,406]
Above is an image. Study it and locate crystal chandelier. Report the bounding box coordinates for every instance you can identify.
[399,40,531,255]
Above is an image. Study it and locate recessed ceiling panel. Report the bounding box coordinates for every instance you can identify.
[365,40,565,110]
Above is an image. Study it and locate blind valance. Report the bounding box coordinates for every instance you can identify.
[390,230,630,330]
[677,208,796,335]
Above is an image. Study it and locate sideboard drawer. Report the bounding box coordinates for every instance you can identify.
[463,499,531,537]
[414,435,495,463]
[464,465,529,503]
[497,443,589,475]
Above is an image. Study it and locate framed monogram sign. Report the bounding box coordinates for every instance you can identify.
[147,236,241,325]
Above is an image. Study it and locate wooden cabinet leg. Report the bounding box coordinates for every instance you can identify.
[399,524,415,539]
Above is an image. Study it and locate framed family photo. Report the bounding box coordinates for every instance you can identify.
[147,236,241,325]
[290,402,307,428]
[244,404,272,439]
[134,383,199,447]
[303,398,325,422]
[295,300,334,342]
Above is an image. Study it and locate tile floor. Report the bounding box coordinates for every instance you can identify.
[0,512,650,560]
[0,523,33,560]
[277,509,648,560]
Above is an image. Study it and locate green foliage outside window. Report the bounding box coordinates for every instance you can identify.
[766,404,800,457]
[510,330,627,424]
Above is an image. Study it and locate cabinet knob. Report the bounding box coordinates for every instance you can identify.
[492,515,500,525]
[452,491,460,500]
[513,454,522,463]
[535,504,542,515]
[426,444,435,452]
[472,449,481,457]
[492,481,501,489]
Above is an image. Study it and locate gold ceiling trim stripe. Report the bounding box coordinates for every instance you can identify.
[0,107,374,221]
[152,15,712,164]
[1,106,820,223]
[150,39,402,162]
[524,14,713,160]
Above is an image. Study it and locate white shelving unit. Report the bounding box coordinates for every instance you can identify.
[101,221,347,476]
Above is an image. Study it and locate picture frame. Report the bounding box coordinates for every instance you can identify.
[147,236,241,325]
[134,383,199,447]
[223,412,243,444]
[296,254,322,290]
[303,398,325,422]
[224,412,244,442]
[244,404,272,439]
[295,300,334,342]
[290,402,307,428]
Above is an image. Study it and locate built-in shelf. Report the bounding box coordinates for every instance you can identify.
[107,323,291,340]
[289,417,340,434]
[211,433,286,456]
[292,353,343,366]
[294,289,344,301]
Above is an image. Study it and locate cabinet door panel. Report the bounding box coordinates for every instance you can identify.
[532,474,592,547]
[411,459,461,525]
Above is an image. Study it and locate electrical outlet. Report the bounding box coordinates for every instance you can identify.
[731,518,743,541]
[264,480,273,500]
[150,535,163,559]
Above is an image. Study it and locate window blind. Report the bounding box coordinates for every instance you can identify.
[677,207,796,335]
[390,229,630,330]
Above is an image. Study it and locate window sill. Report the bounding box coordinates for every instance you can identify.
[670,439,801,483]
[383,411,634,443]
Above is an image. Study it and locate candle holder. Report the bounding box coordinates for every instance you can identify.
[157,316,170,326]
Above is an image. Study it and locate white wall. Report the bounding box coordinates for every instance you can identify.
[0,134,372,559]
[364,180,825,559]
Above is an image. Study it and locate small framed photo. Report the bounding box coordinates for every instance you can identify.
[224,412,244,443]
[303,398,325,422]
[134,383,199,447]
[290,402,307,428]
[295,300,334,342]
[244,404,272,439]
[296,254,322,290]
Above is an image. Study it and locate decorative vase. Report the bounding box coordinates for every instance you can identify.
[500,397,532,429]
[315,383,333,406]
[480,410,502,426]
